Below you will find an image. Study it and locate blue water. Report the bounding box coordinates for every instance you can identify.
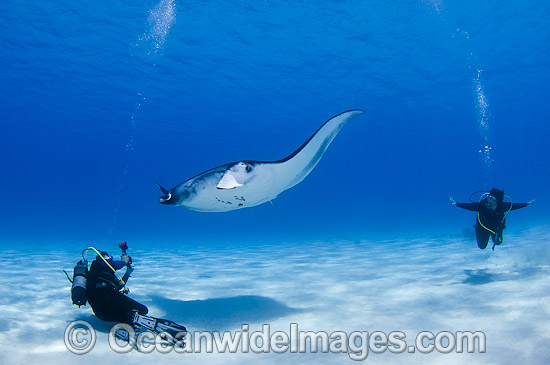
[1,0,548,246]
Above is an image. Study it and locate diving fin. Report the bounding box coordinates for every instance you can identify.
[132,312,187,346]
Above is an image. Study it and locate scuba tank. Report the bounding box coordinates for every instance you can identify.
[65,243,130,307]
[71,260,88,307]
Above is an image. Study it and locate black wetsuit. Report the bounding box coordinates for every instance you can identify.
[86,258,148,324]
[456,201,529,249]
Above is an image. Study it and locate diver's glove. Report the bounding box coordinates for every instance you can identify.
[527,199,535,205]
[120,263,134,288]
[449,196,457,206]
[121,254,133,265]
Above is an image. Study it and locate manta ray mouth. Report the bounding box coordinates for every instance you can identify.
[159,193,172,204]
[157,183,173,204]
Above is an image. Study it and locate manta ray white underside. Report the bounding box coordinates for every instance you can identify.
[158,109,364,212]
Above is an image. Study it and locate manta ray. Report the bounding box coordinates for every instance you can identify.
[157,109,364,212]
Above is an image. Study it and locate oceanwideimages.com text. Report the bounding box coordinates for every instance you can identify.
[65,321,486,360]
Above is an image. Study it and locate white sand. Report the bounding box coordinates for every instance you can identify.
[0,226,548,364]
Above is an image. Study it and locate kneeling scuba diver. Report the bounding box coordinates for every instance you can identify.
[65,242,187,347]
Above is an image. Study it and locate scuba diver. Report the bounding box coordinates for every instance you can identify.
[66,242,187,348]
[450,188,534,250]
[86,245,147,325]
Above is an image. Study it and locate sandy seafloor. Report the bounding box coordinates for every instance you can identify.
[0,226,548,365]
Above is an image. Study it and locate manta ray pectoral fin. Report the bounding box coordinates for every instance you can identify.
[217,173,243,189]
[216,162,250,190]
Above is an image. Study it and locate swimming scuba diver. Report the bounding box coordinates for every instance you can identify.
[66,242,187,347]
[450,188,534,250]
